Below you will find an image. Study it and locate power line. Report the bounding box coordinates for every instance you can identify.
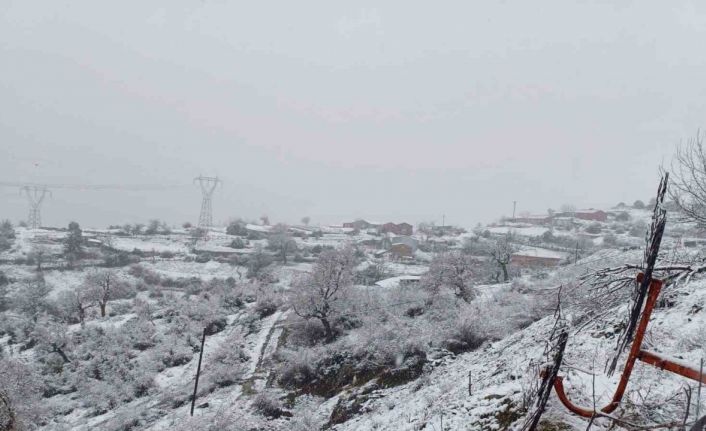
[0,181,186,191]
[0,180,189,228]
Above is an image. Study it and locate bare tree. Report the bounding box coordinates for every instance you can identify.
[56,287,94,325]
[487,235,515,282]
[27,245,50,272]
[290,246,356,341]
[422,251,477,302]
[83,270,132,317]
[670,132,706,226]
[11,276,51,322]
[0,359,44,430]
[301,216,310,226]
[268,224,297,264]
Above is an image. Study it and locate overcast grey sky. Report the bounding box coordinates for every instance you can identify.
[1,1,705,228]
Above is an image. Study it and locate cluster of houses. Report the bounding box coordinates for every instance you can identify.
[342,219,414,236]
[341,220,420,261]
[510,208,608,226]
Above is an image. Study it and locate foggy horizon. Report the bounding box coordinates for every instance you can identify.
[3,1,704,228]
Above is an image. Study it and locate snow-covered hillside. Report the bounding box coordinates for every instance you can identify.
[1,211,705,431]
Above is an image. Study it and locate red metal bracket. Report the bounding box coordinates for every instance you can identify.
[549,273,706,418]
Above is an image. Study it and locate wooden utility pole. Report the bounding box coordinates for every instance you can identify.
[190,329,207,416]
[513,201,517,219]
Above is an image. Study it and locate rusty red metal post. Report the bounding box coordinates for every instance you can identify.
[550,274,706,418]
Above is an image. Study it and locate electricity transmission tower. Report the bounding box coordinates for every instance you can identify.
[1,181,184,228]
[20,185,51,229]
[194,176,220,228]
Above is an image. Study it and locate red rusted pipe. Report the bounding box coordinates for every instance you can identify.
[550,274,663,418]
[637,350,706,384]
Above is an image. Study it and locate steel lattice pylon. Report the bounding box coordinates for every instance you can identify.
[21,185,50,229]
[194,175,220,228]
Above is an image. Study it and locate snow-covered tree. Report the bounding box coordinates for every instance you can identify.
[246,245,274,280]
[669,132,706,225]
[422,251,477,302]
[0,219,14,252]
[226,219,247,236]
[0,359,44,429]
[27,244,50,272]
[83,269,133,317]
[56,287,94,325]
[32,316,72,369]
[11,276,51,322]
[268,223,297,264]
[487,235,515,282]
[63,221,83,265]
[291,245,356,341]
[0,271,9,312]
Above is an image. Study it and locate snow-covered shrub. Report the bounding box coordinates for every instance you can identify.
[70,326,155,414]
[230,237,246,249]
[252,392,285,418]
[123,317,157,350]
[199,334,249,391]
[277,348,315,388]
[108,300,132,316]
[255,297,278,318]
[444,314,489,353]
[148,285,164,298]
[286,320,330,346]
[585,222,602,234]
[0,358,45,429]
[629,220,648,237]
[153,335,194,370]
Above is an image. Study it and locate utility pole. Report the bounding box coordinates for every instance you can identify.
[20,185,50,229]
[194,175,220,229]
[512,201,517,220]
[190,328,207,416]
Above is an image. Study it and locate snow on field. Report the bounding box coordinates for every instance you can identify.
[296,233,355,248]
[145,260,242,280]
[193,243,252,254]
[42,269,89,298]
[4,227,66,256]
[384,262,429,276]
[488,226,550,237]
[111,236,189,253]
[246,224,272,233]
[271,262,312,289]
[375,275,421,289]
[514,246,569,259]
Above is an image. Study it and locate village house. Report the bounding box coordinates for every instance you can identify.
[509,215,552,226]
[381,222,414,236]
[556,209,607,222]
[511,247,567,267]
[389,242,415,259]
[381,235,419,252]
[342,219,380,231]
